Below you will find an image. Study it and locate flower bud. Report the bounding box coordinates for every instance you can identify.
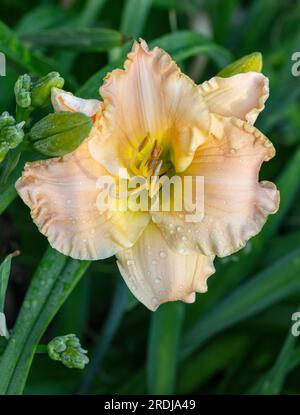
[217,52,263,78]
[14,74,32,108]
[29,112,93,156]
[48,334,89,369]
[0,112,15,129]
[0,112,25,163]
[31,72,64,108]
[14,72,65,110]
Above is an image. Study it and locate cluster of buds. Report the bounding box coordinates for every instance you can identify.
[47,334,89,369]
[14,72,64,110]
[0,112,24,163]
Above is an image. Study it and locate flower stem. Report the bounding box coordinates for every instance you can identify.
[0,246,90,395]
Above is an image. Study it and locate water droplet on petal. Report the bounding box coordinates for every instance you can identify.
[152,297,159,307]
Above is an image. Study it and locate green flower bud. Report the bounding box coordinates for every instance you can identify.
[217,52,263,78]
[1,123,24,147]
[29,112,93,157]
[0,113,25,163]
[14,72,65,111]
[0,112,15,129]
[14,74,32,108]
[31,72,64,108]
[48,334,89,369]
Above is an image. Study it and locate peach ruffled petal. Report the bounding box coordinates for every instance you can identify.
[51,87,101,117]
[89,39,209,175]
[16,141,149,260]
[199,72,269,125]
[116,222,215,311]
[152,114,279,257]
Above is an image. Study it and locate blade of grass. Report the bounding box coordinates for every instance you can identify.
[147,302,184,394]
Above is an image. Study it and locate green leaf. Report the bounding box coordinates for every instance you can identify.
[29,112,93,157]
[77,0,108,28]
[22,28,124,52]
[78,279,127,394]
[15,5,69,36]
[147,302,184,394]
[249,327,297,394]
[121,0,152,38]
[0,252,17,312]
[0,20,74,83]
[0,247,90,394]
[150,31,232,68]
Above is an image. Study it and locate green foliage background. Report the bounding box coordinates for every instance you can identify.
[0,0,300,395]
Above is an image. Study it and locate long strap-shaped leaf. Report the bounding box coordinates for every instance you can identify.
[147,302,184,394]
[0,247,90,394]
[0,20,76,85]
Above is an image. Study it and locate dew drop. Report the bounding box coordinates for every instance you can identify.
[152,297,159,307]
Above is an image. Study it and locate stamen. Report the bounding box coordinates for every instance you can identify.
[137,134,149,152]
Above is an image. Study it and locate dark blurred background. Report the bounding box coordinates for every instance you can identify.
[1,0,300,395]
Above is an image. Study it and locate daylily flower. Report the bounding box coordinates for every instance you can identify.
[16,40,279,311]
